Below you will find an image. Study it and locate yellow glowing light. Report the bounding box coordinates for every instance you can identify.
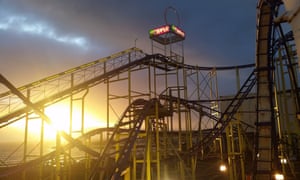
[274,173,284,180]
[280,158,287,164]
[44,104,106,139]
[8,103,106,141]
[219,164,227,172]
[45,105,70,132]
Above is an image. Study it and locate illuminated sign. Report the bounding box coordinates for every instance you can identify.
[149,24,185,38]
[149,25,170,36]
[149,24,185,44]
[171,25,185,38]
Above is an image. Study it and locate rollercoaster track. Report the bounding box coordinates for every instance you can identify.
[159,95,255,129]
[160,69,257,153]
[0,74,103,158]
[0,46,256,179]
[0,48,144,98]
[0,47,256,178]
[147,54,255,71]
[0,1,299,179]
[0,47,146,125]
[0,127,118,178]
[255,0,286,178]
[0,50,254,126]
[89,98,163,179]
[0,98,159,179]
[0,151,56,178]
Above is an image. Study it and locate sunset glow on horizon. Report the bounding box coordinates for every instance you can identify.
[3,103,107,142]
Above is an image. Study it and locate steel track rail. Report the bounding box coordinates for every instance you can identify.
[0,51,254,125]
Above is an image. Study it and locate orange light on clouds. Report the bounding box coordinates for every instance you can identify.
[6,103,106,142]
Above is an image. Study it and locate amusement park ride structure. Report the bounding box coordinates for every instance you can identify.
[0,0,300,179]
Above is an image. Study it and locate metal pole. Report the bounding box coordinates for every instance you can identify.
[22,95,29,180]
[40,108,45,179]
[155,103,161,180]
[146,117,151,180]
[56,132,61,180]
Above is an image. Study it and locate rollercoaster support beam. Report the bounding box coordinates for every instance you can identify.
[69,87,89,180]
[146,117,152,180]
[225,120,246,180]
[183,68,195,179]
[22,89,30,180]
[282,0,300,65]
[275,40,300,178]
[68,74,74,180]
[276,49,291,135]
[255,1,279,179]
[175,67,183,152]
[40,108,45,179]
[21,89,46,179]
[276,23,300,118]
[155,102,161,180]
[55,132,61,180]
[81,90,90,180]
[196,69,205,161]
[224,66,246,180]
[0,74,100,158]
[103,49,149,180]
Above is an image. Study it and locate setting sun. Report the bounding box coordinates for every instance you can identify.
[6,102,107,142]
[45,104,70,132]
[44,103,106,140]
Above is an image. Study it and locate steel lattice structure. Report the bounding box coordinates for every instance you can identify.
[0,1,300,179]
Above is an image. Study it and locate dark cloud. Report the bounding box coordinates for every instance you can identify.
[0,0,258,86]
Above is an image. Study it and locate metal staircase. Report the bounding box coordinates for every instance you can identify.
[89,98,166,180]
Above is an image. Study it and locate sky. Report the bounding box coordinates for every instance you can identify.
[0,0,260,142]
[0,0,258,88]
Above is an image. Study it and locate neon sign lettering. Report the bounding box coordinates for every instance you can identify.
[171,25,185,38]
[150,24,185,38]
[150,25,170,36]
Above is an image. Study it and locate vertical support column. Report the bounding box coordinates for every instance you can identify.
[183,68,195,179]
[196,69,204,160]
[132,143,137,180]
[276,49,297,176]
[84,137,91,180]
[155,102,161,180]
[22,89,30,180]
[56,132,61,180]
[255,1,277,179]
[274,81,286,175]
[226,121,245,180]
[40,108,45,179]
[105,61,110,141]
[210,69,221,160]
[277,49,289,133]
[176,67,182,152]
[145,117,152,180]
[79,90,89,180]
[115,133,120,162]
[150,19,185,179]
[236,68,241,90]
[226,124,234,180]
[148,59,152,99]
[68,74,74,180]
